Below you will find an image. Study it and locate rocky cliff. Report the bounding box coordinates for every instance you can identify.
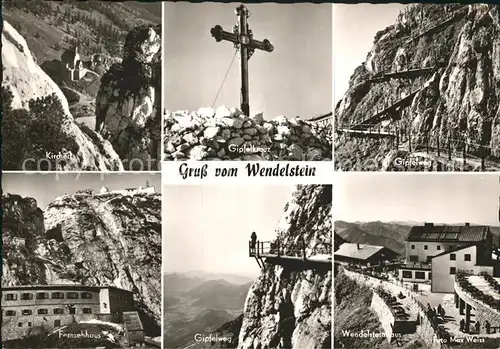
[1,21,123,171]
[164,107,332,160]
[1,191,161,336]
[335,4,500,171]
[237,185,332,349]
[96,24,161,169]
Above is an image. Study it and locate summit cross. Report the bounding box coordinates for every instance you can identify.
[210,4,274,117]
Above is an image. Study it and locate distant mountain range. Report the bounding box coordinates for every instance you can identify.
[181,270,256,285]
[164,272,254,348]
[335,221,500,255]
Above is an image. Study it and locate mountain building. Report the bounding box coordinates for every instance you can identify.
[61,46,104,81]
[2,284,136,341]
[334,242,398,267]
[399,223,496,292]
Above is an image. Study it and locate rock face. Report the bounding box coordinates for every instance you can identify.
[335,4,500,170]
[1,21,123,171]
[164,107,332,161]
[96,24,161,169]
[238,185,332,349]
[1,191,161,336]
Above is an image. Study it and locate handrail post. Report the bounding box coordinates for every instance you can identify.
[463,137,466,166]
[481,145,485,171]
[437,132,440,157]
[448,133,451,161]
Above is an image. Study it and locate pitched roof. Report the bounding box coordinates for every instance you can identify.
[406,224,490,242]
[1,284,134,293]
[431,243,476,259]
[309,112,332,122]
[334,243,387,261]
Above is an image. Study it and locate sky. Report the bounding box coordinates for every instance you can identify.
[335,174,500,227]
[163,184,296,278]
[2,173,161,209]
[334,3,406,104]
[164,3,332,119]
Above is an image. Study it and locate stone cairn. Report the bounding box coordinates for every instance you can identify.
[163,106,332,161]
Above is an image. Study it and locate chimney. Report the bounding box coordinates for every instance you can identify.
[357,243,360,250]
[424,222,434,227]
[465,222,470,227]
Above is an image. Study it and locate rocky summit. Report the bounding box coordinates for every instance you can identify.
[335,4,500,171]
[238,185,332,349]
[163,107,332,161]
[2,191,161,336]
[96,24,162,168]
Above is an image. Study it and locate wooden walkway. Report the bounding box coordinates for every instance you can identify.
[338,128,397,138]
[404,8,468,46]
[249,240,332,270]
[367,66,438,83]
[351,88,422,131]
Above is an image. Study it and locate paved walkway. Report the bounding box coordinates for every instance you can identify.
[412,280,500,339]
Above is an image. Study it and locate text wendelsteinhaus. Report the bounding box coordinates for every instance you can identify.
[246,163,316,177]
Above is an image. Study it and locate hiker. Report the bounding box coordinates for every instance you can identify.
[485,320,491,334]
[459,319,465,332]
[440,306,446,319]
[475,321,480,334]
[437,304,443,316]
[250,232,257,253]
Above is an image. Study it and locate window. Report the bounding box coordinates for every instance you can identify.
[450,267,456,275]
[51,292,64,299]
[5,310,16,316]
[53,308,64,315]
[415,271,426,280]
[402,270,413,278]
[82,308,92,314]
[21,309,32,316]
[66,292,79,299]
[437,246,441,251]
[5,293,18,301]
[36,292,49,300]
[21,293,33,300]
[411,245,415,250]
[28,322,32,327]
[54,320,61,327]
[69,307,76,315]
[409,255,418,262]
[424,245,428,250]
[450,254,456,261]
[18,323,22,327]
[81,292,92,299]
[426,256,432,263]
[464,254,471,261]
[428,273,432,280]
[37,309,48,315]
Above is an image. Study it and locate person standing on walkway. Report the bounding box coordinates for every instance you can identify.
[459,318,465,332]
[250,231,257,254]
[475,321,480,334]
[485,320,491,334]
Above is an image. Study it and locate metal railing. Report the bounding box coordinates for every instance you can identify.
[249,240,331,260]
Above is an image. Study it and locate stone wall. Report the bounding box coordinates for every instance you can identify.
[415,310,443,349]
[163,106,332,160]
[2,313,96,341]
[343,268,445,348]
[370,291,395,341]
[454,280,500,325]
